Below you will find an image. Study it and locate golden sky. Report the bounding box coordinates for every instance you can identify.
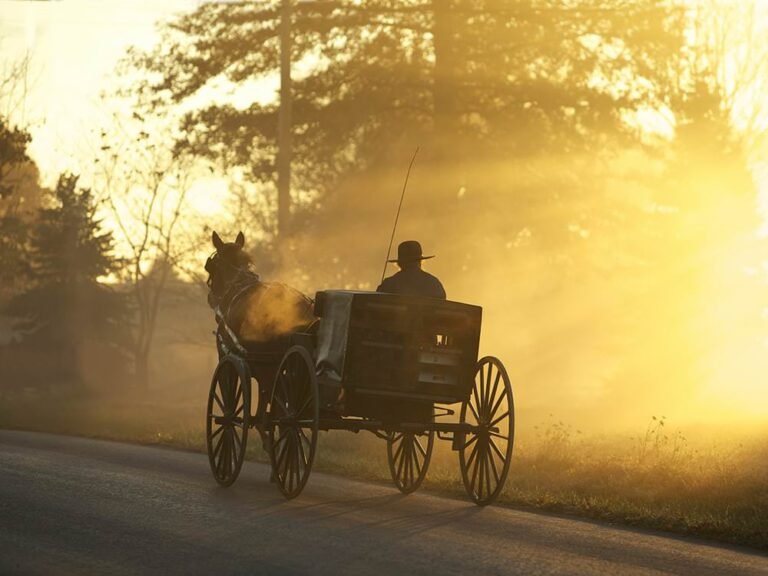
[1,0,199,183]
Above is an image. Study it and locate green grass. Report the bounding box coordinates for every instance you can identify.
[1,392,766,550]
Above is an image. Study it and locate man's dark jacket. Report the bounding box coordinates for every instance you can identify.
[377,267,446,299]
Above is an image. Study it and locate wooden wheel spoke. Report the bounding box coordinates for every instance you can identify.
[225,433,233,479]
[272,393,289,416]
[490,411,510,429]
[275,434,290,476]
[209,425,224,441]
[299,432,309,469]
[219,432,230,478]
[463,433,479,450]
[213,427,226,460]
[297,429,309,467]
[274,430,289,449]
[231,436,238,475]
[467,400,481,423]
[231,426,242,454]
[289,437,300,489]
[296,395,312,418]
[287,440,297,493]
[469,441,483,493]
[298,427,313,451]
[487,441,502,485]
[405,441,413,486]
[396,440,408,481]
[234,384,242,411]
[292,455,302,493]
[477,443,486,497]
[465,436,481,473]
[488,437,507,464]
[283,440,292,490]
[485,449,494,497]
[476,449,485,499]
[277,383,291,411]
[226,432,234,478]
[282,438,293,483]
[412,442,423,478]
[213,390,225,412]
[481,363,493,415]
[392,436,406,464]
[295,438,304,484]
[489,392,507,424]
[214,437,225,476]
[486,372,501,420]
[278,440,288,483]
[414,436,427,459]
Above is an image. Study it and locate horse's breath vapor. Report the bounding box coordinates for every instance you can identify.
[237,284,312,343]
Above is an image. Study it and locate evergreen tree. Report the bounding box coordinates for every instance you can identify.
[0,115,30,200]
[9,174,130,383]
[0,116,42,303]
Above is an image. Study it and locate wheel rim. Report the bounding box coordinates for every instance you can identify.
[459,356,514,505]
[206,357,250,487]
[387,430,434,494]
[267,347,319,499]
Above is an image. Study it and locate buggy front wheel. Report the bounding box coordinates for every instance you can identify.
[266,346,319,499]
[206,355,251,487]
[459,356,515,505]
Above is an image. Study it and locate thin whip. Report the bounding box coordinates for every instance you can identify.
[380,147,420,285]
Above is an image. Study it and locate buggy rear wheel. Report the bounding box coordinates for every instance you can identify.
[206,355,251,487]
[386,430,434,494]
[459,356,515,505]
[266,346,319,499]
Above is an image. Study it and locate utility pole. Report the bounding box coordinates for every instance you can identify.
[277,0,293,241]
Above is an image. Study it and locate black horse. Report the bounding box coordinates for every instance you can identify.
[205,231,315,356]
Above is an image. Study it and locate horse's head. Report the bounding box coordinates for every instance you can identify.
[205,231,253,305]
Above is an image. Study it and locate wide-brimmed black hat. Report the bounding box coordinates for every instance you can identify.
[388,240,435,264]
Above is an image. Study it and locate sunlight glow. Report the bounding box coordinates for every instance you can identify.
[2,0,768,429]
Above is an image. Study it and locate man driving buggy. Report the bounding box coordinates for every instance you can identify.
[377,240,446,299]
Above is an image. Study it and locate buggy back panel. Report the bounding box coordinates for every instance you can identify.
[314,291,482,404]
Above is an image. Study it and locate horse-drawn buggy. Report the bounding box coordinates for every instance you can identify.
[205,234,515,505]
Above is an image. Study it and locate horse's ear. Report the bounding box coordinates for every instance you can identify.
[235,231,245,248]
[212,231,224,251]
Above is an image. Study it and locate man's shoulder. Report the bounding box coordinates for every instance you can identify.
[377,272,402,291]
[420,269,444,286]
[418,269,446,298]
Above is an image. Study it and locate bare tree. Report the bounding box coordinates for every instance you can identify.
[0,48,32,122]
[682,1,768,152]
[94,110,203,388]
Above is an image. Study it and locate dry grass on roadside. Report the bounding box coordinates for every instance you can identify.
[1,392,766,550]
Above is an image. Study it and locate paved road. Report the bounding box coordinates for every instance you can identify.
[1,431,766,576]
